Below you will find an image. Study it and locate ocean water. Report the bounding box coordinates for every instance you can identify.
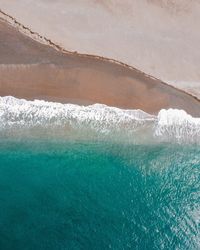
[0,97,200,250]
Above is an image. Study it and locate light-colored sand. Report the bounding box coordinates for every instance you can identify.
[0,0,200,97]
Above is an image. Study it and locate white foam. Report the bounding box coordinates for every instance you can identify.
[155,109,200,143]
[0,96,200,143]
[0,96,155,128]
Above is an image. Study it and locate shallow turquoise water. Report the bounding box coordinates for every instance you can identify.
[0,139,200,250]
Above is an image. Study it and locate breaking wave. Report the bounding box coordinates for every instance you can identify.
[0,96,200,143]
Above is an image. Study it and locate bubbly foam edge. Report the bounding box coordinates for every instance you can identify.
[1,95,200,121]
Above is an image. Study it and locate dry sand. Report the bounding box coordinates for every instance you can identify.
[0,0,200,97]
[0,19,200,116]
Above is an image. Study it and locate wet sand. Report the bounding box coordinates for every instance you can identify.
[0,19,200,116]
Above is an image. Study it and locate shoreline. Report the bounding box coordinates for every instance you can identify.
[0,16,200,116]
[1,95,200,145]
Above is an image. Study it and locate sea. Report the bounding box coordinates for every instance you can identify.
[0,96,199,250]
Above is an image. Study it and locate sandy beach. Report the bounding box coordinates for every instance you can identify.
[1,0,200,98]
[0,18,200,116]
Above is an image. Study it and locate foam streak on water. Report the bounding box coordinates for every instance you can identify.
[0,96,200,143]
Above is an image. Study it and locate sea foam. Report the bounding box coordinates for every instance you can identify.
[0,96,200,143]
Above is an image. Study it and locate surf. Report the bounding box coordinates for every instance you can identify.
[1,96,200,144]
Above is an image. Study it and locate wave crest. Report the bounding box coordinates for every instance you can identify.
[1,96,200,143]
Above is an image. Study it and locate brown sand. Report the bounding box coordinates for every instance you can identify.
[0,19,200,116]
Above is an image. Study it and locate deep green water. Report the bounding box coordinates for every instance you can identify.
[0,139,200,250]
